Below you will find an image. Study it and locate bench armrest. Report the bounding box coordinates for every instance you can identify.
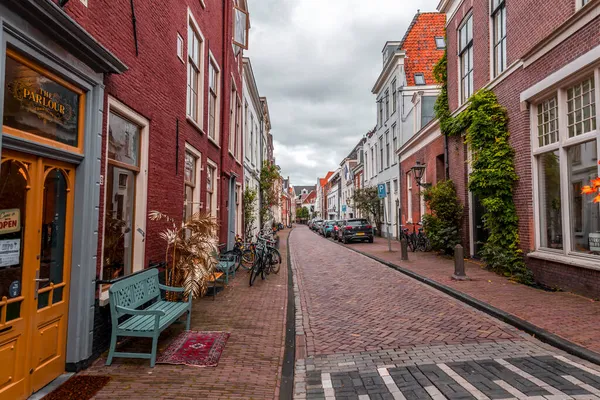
[116,305,165,317]
[159,283,185,293]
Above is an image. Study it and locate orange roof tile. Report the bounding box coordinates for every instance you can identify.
[401,12,446,87]
[320,171,334,187]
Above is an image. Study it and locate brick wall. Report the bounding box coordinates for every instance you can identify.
[444,0,600,297]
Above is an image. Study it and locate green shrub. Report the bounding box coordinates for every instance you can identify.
[422,180,463,255]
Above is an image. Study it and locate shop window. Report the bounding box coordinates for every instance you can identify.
[101,100,148,288]
[533,75,600,259]
[3,50,84,150]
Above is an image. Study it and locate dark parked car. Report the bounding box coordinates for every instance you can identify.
[332,220,345,241]
[338,218,373,243]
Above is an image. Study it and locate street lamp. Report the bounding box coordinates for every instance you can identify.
[411,161,431,188]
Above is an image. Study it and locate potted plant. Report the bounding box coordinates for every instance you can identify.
[149,211,219,300]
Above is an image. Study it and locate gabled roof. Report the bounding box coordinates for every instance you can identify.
[400,12,446,86]
[320,171,334,187]
[294,185,316,196]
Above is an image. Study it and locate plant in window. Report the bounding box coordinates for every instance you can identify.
[581,165,600,203]
[149,211,218,300]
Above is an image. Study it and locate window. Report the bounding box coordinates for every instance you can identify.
[177,33,184,62]
[250,115,255,165]
[208,56,219,140]
[236,96,242,159]
[459,14,474,103]
[386,182,392,223]
[102,99,149,285]
[392,124,398,155]
[244,102,249,160]
[421,96,438,128]
[184,147,201,222]
[435,37,446,49]
[533,76,600,259]
[579,0,591,9]
[187,14,204,125]
[385,131,390,168]
[385,89,390,120]
[537,97,559,146]
[229,87,237,151]
[492,0,507,77]
[371,147,375,177]
[378,98,383,126]
[407,172,413,223]
[379,137,384,172]
[567,77,596,137]
[392,79,397,114]
[206,162,217,217]
[393,179,398,193]
[414,73,426,86]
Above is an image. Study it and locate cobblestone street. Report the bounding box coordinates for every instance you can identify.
[290,226,600,400]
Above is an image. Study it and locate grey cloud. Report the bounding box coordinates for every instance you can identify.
[247,0,439,184]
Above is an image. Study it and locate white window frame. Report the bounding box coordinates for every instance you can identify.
[177,33,184,63]
[530,69,600,269]
[205,158,218,219]
[208,51,221,143]
[385,89,390,121]
[458,13,474,105]
[99,97,150,302]
[187,10,205,130]
[391,79,397,114]
[184,143,203,218]
[578,0,591,10]
[491,0,507,78]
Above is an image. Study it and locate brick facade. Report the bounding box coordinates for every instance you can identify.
[56,0,248,358]
[442,0,600,297]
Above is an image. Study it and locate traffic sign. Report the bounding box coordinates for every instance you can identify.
[377,183,386,198]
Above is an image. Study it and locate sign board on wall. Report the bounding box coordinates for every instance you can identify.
[0,209,20,234]
[378,184,387,199]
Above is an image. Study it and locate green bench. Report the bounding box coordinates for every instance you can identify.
[106,268,192,367]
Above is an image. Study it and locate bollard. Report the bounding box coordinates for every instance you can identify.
[452,244,469,281]
[400,238,409,261]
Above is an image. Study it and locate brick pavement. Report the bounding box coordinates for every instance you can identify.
[77,229,291,400]
[344,237,600,355]
[291,226,600,400]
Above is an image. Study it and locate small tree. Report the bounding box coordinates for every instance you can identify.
[422,180,463,255]
[352,187,382,233]
[296,206,309,222]
[259,161,281,225]
[243,187,258,240]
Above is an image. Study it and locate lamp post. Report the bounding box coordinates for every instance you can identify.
[411,161,431,223]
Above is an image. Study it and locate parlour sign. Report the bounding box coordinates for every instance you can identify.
[3,54,80,147]
[0,209,20,235]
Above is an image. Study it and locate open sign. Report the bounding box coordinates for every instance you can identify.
[0,209,20,234]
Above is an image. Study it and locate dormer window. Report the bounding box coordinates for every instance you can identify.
[414,73,426,86]
[435,37,446,49]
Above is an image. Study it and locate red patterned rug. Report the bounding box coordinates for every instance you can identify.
[156,330,230,367]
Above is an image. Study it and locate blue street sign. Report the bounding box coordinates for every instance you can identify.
[378,183,386,198]
[342,205,347,212]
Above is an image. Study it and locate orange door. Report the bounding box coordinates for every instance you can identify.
[0,151,74,399]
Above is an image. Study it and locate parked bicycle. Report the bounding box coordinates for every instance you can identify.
[249,234,282,286]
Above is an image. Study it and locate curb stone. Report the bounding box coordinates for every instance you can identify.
[279,227,296,400]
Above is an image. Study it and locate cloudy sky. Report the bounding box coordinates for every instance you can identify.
[246,0,439,185]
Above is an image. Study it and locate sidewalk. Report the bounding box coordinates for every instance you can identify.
[77,229,291,399]
[345,237,600,356]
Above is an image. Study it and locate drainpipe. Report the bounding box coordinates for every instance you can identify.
[220,0,230,247]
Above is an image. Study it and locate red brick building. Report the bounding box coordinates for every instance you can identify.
[0,0,252,395]
[437,0,600,297]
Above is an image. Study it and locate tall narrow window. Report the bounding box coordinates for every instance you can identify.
[459,14,474,103]
[184,149,200,221]
[385,131,390,168]
[385,89,390,121]
[206,163,216,217]
[379,137,384,172]
[187,17,203,125]
[371,147,375,177]
[392,124,398,154]
[492,0,507,77]
[236,98,242,159]
[250,115,255,165]
[244,102,249,159]
[208,59,219,140]
[537,97,558,146]
[229,88,236,152]
[378,99,383,127]
[391,80,397,114]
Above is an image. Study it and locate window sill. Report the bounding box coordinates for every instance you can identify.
[527,250,600,272]
[208,136,220,149]
[186,117,205,135]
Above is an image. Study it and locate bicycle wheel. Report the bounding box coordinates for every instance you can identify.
[261,257,267,279]
[408,235,417,252]
[249,262,261,286]
[270,248,282,274]
[240,248,255,271]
